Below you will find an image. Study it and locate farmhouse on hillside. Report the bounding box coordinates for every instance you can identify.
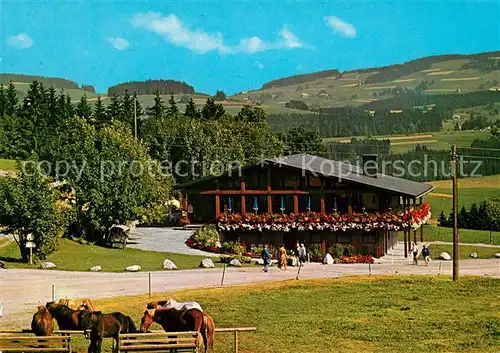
[177,154,434,258]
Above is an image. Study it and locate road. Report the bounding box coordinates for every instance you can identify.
[1,257,499,328]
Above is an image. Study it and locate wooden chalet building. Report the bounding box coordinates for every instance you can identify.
[177,154,434,258]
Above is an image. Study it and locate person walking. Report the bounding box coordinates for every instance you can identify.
[411,242,419,265]
[261,244,271,273]
[278,244,287,271]
[298,243,307,265]
[422,245,431,266]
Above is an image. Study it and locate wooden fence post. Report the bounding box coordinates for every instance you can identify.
[234,330,239,353]
[148,273,152,298]
[221,264,227,286]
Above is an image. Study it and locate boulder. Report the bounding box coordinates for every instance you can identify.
[89,266,102,272]
[125,265,141,272]
[40,262,56,269]
[323,253,334,265]
[469,252,478,259]
[229,259,242,267]
[288,256,299,267]
[439,252,451,261]
[163,259,177,270]
[255,259,264,265]
[495,253,500,259]
[200,258,215,268]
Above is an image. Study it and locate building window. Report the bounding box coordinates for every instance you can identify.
[337,234,352,243]
[362,234,377,243]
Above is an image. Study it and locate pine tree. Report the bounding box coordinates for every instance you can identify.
[184,97,199,119]
[147,91,165,119]
[92,96,109,129]
[65,93,74,118]
[168,94,179,115]
[438,210,448,227]
[107,94,123,121]
[201,97,225,120]
[46,86,58,127]
[0,84,6,117]
[122,90,134,127]
[468,203,480,229]
[76,94,93,120]
[458,206,469,229]
[5,82,19,117]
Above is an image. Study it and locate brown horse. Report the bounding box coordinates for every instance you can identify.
[140,308,215,353]
[46,301,90,330]
[31,305,54,336]
[78,311,137,353]
[55,298,96,312]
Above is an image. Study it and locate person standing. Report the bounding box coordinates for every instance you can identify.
[261,244,271,273]
[422,245,431,266]
[278,244,287,271]
[411,242,419,265]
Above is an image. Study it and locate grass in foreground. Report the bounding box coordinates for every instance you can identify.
[399,225,500,245]
[0,158,18,171]
[428,244,500,259]
[13,276,499,353]
[0,238,222,271]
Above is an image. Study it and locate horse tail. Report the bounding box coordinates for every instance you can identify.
[202,313,215,351]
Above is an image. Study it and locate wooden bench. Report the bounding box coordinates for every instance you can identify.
[0,334,72,352]
[117,331,200,353]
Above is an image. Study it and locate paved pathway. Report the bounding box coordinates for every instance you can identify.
[1,249,499,327]
[127,227,218,257]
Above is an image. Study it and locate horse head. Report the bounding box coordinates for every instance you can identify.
[139,309,155,332]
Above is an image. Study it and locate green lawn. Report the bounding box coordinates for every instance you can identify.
[0,238,222,272]
[0,158,18,171]
[8,276,498,353]
[428,244,500,259]
[399,225,500,245]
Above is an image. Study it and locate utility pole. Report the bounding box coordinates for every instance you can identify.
[134,98,137,139]
[452,144,459,281]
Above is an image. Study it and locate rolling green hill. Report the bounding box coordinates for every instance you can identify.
[230,51,500,112]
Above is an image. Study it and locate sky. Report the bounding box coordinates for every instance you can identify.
[0,0,499,95]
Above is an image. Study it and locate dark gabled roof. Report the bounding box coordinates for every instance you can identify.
[267,154,434,198]
[176,153,435,198]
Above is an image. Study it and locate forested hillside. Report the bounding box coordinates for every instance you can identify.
[107,79,195,96]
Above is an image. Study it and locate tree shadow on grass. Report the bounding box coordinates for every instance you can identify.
[0,256,24,263]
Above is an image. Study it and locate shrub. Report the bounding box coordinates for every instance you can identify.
[220,254,252,264]
[343,244,355,257]
[185,224,220,251]
[308,244,323,262]
[328,244,344,259]
[221,241,245,255]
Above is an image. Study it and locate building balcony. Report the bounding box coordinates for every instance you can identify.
[216,204,431,232]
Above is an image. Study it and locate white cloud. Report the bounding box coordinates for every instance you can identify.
[324,16,356,38]
[254,61,264,69]
[107,37,130,51]
[132,12,231,54]
[7,33,33,49]
[133,12,310,55]
[279,25,303,48]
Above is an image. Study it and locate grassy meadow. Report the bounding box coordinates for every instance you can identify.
[0,238,222,271]
[0,158,18,171]
[7,276,499,353]
[424,174,500,218]
[428,244,500,259]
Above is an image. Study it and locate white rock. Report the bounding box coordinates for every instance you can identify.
[323,253,334,265]
[125,265,141,272]
[495,253,500,259]
[470,252,478,259]
[40,262,56,269]
[163,259,177,270]
[439,252,451,260]
[200,258,215,268]
[229,259,242,267]
[288,256,299,267]
[255,259,264,265]
[89,266,102,272]
[271,259,278,265]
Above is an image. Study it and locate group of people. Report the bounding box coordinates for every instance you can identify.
[261,242,308,272]
[411,242,431,266]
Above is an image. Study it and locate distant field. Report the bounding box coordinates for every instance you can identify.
[399,225,500,245]
[428,244,500,259]
[323,130,490,154]
[424,174,500,218]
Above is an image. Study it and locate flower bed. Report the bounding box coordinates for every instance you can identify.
[340,255,374,264]
[217,204,431,232]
